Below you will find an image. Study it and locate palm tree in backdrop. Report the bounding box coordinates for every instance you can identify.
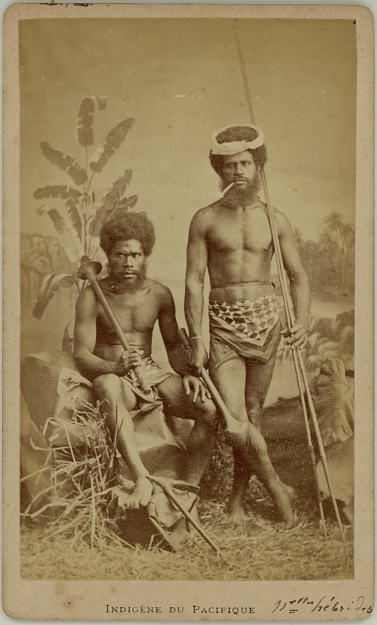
[31,98,138,318]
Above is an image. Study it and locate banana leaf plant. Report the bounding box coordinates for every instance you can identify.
[32,98,138,318]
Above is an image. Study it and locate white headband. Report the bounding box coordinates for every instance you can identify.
[211,124,264,156]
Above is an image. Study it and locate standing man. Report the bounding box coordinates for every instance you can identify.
[74,212,216,510]
[185,125,310,528]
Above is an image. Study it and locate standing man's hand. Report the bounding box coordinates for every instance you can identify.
[281,323,308,349]
[185,337,208,376]
[182,375,210,402]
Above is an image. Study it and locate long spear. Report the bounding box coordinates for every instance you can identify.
[233,23,347,551]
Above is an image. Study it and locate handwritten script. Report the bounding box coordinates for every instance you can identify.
[272,595,373,615]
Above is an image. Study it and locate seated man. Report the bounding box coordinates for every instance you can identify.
[74,212,216,509]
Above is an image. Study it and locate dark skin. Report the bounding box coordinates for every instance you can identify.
[74,239,216,509]
[185,150,310,526]
[185,151,310,366]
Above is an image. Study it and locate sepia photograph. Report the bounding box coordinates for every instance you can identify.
[3,3,374,620]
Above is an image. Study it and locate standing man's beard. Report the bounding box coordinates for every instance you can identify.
[220,174,261,208]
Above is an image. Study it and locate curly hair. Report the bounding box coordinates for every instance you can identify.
[209,125,267,176]
[100,212,155,257]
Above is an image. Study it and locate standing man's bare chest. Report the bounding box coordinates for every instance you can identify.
[208,206,273,254]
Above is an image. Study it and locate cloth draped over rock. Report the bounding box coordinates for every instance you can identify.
[20,351,194,546]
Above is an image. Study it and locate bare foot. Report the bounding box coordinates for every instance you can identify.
[228,499,250,522]
[269,479,295,529]
[280,512,298,533]
[284,483,296,503]
[124,476,154,509]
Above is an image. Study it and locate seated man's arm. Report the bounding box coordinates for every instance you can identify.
[184,210,209,373]
[275,210,310,348]
[73,288,139,380]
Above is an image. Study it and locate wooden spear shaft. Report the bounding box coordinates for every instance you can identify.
[178,328,254,440]
[233,22,347,552]
[179,328,240,425]
[260,171,328,539]
[260,170,347,549]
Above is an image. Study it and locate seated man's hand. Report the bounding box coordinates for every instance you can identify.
[183,374,210,403]
[281,323,308,349]
[186,337,208,376]
[114,348,143,376]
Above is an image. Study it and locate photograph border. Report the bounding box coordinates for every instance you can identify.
[3,3,374,620]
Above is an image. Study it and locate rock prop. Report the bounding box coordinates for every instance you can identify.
[20,351,197,550]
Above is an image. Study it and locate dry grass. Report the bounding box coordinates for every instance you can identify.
[21,404,353,581]
[21,501,353,581]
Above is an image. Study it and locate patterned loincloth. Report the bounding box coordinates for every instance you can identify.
[122,357,173,404]
[209,294,282,367]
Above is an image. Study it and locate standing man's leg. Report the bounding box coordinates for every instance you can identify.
[245,357,295,528]
[244,354,277,430]
[209,355,295,527]
[209,356,255,521]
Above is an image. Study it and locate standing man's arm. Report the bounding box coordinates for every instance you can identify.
[184,210,209,374]
[158,286,208,402]
[158,286,189,377]
[275,210,310,348]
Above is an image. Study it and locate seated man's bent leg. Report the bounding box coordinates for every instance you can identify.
[209,355,254,521]
[93,374,153,508]
[157,374,217,487]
